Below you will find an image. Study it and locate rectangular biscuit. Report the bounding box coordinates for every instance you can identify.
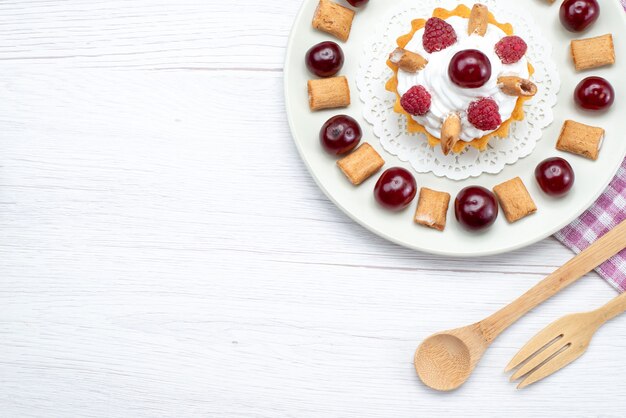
[308,76,350,111]
[493,177,537,223]
[414,188,451,231]
[312,0,355,42]
[337,143,384,185]
[571,34,615,71]
[556,120,604,160]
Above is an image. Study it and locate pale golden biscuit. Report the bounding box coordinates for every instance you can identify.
[307,76,350,111]
[337,143,385,185]
[571,34,615,71]
[468,4,488,36]
[556,120,605,160]
[414,188,451,231]
[389,48,428,73]
[493,177,537,223]
[312,0,355,42]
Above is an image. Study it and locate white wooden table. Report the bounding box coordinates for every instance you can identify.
[2,1,625,416]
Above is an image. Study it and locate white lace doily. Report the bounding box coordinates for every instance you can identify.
[356,0,560,180]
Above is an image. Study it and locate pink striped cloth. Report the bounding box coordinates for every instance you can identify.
[554,161,626,292]
[553,1,626,292]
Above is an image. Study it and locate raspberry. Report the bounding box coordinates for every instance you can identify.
[495,36,528,64]
[400,85,431,116]
[467,98,502,131]
[422,17,457,53]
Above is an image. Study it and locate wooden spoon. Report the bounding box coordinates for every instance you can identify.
[414,219,626,391]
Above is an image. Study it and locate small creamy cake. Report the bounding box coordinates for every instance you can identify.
[386,4,537,155]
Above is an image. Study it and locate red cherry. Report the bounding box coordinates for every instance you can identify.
[305,41,344,78]
[574,76,614,111]
[374,168,417,211]
[454,186,498,231]
[346,0,368,6]
[448,49,492,89]
[559,0,600,32]
[535,157,575,197]
[319,115,362,156]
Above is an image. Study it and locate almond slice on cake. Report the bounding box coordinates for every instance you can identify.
[468,4,489,36]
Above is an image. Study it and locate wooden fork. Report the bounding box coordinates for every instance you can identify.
[506,289,626,389]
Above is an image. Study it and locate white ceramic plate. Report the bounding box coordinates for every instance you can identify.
[284,0,626,257]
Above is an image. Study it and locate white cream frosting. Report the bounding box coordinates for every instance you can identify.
[396,16,529,142]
